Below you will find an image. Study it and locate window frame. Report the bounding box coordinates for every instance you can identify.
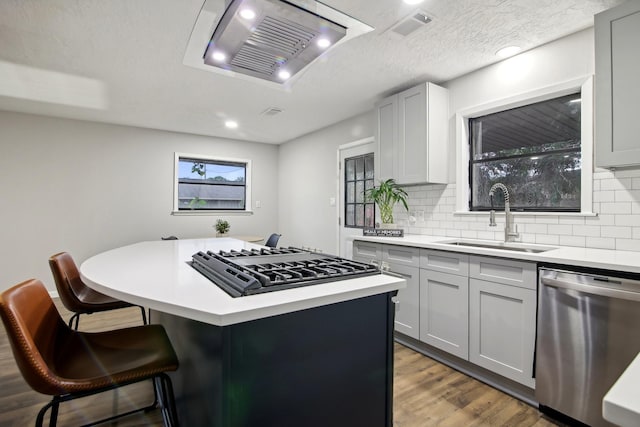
[468,92,582,213]
[172,152,252,215]
[455,76,594,216]
[343,152,376,229]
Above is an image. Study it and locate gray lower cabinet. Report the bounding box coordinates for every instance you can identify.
[353,241,538,388]
[419,250,469,359]
[352,241,420,339]
[468,256,537,388]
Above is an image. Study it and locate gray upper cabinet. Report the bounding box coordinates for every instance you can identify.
[595,1,640,168]
[375,82,449,185]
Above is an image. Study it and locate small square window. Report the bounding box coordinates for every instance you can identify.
[174,153,251,212]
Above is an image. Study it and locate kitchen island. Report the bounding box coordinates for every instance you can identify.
[80,238,405,427]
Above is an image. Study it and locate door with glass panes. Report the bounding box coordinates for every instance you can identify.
[338,140,375,258]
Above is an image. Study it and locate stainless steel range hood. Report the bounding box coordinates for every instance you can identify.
[183,0,374,86]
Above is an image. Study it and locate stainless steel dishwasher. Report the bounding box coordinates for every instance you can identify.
[536,267,640,427]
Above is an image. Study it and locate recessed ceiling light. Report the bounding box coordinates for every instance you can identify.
[278,70,291,80]
[239,8,256,20]
[225,120,238,129]
[496,46,522,58]
[317,37,331,48]
[403,0,424,4]
[212,51,226,62]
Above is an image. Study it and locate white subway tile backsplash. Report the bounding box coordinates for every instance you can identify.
[615,190,640,203]
[600,202,632,215]
[615,239,640,252]
[613,169,640,178]
[600,226,632,238]
[586,237,616,249]
[536,234,559,245]
[524,223,548,234]
[594,191,615,202]
[558,216,586,225]
[600,178,632,191]
[534,216,559,224]
[559,235,586,247]
[615,215,640,226]
[403,172,640,251]
[572,225,601,237]
[548,224,573,235]
[586,214,615,226]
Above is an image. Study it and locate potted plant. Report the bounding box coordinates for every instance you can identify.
[364,178,409,228]
[214,219,230,236]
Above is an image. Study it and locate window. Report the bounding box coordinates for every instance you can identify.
[469,93,581,212]
[174,153,251,212]
[344,153,375,228]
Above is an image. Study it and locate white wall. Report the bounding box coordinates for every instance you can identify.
[0,112,279,291]
[278,111,374,253]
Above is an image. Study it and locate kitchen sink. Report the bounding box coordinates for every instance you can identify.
[440,239,556,253]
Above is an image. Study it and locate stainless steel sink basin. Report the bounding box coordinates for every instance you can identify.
[440,240,556,253]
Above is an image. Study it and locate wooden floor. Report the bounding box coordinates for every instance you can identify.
[0,301,563,427]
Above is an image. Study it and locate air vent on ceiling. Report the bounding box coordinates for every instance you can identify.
[389,10,432,37]
[261,107,284,116]
[183,0,374,87]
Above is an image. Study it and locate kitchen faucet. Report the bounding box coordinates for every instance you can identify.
[489,183,519,242]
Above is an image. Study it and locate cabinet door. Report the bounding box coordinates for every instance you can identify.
[595,1,640,167]
[352,241,381,264]
[389,263,420,340]
[469,278,536,388]
[419,270,468,359]
[375,95,397,182]
[397,84,427,184]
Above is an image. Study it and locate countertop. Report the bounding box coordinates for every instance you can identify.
[80,238,405,326]
[350,234,640,274]
[603,353,640,427]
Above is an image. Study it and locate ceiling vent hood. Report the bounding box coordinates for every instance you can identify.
[183,0,374,86]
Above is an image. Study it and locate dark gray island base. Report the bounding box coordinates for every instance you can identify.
[153,292,396,427]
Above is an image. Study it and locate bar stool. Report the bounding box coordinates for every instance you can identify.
[0,278,180,426]
[49,252,147,329]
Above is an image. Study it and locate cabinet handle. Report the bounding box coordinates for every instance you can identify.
[386,270,412,279]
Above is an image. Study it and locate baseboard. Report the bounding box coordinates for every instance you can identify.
[48,290,59,299]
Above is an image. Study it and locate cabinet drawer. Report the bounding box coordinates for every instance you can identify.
[352,241,381,263]
[382,245,420,267]
[469,256,536,290]
[420,249,469,276]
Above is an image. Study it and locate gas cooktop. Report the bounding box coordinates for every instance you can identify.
[191,247,381,298]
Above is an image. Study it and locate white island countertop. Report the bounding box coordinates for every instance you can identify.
[350,234,640,275]
[80,238,405,326]
[603,352,640,427]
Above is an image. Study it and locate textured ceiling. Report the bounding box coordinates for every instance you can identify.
[0,0,624,144]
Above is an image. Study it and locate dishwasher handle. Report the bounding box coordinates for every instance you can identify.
[541,275,640,302]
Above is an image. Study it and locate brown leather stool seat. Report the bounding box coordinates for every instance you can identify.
[0,279,179,426]
[49,252,147,329]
